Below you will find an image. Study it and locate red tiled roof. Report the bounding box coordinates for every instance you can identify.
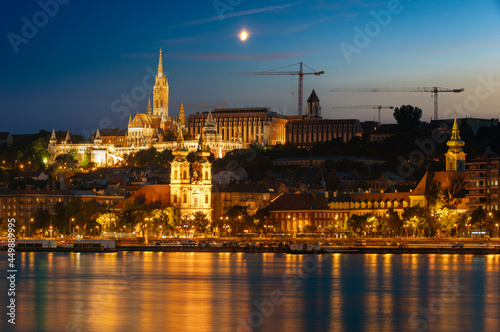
[412,171,467,196]
[114,185,170,209]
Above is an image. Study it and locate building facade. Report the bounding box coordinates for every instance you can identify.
[265,193,334,234]
[211,183,279,222]
[48,50,242,166]
[169,131,212,219]
[466,151,499,211]
[186,107,287,147]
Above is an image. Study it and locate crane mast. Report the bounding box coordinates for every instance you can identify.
[241,62,324,116]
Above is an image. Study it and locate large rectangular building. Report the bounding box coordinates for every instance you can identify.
[285,119,363,147]
[186,108,287,147]
[466,155,500,211]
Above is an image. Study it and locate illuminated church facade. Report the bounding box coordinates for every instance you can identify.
[48,50,242,166]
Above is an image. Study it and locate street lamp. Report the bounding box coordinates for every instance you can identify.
[29,218,33,237]
[49,226,53,238]
[76,226,79,237]
[287,215,290,237]
[496,223,499,238]
[70,218,74,237]
[95,225,99,237]
[22,226,25,238]
[454,224,457,238]
[467,223,471,237]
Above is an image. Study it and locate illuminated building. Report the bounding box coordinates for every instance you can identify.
[265,193,333,234]
[466,149,500,211]
[186,107,287,147]
[169,129,212,219]
[445,112,466,172]
[286,90,363,147]
[48,50,242,166]
[115,130,213,220]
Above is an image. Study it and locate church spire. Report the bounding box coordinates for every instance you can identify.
[445,110,466,172]
[176,121,184,149]
[157,48,163,78]
[94,128,102,145]
[178,99,186,127]
[64,130,72,144]
[206,109,216,126]
[147,91,152,115]
[450,110,461,141]
[50,128,57,144]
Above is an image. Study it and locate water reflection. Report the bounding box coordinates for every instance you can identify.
[0,252,498,332]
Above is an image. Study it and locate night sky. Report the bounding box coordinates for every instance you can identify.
[1,0,500,137]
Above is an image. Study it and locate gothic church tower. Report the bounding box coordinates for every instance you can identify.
[153,49,169,118]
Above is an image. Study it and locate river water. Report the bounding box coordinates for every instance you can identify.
[0,252,499,332]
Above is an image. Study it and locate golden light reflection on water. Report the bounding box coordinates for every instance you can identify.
[2,252,499,332]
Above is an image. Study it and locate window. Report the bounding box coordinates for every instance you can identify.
[173,194,178,204]
[194,197,198,206]
[174,170,178,179]
[205,194,209,204]
[205,171,208,179]
[183,171,187,179]
[183,193,187,203]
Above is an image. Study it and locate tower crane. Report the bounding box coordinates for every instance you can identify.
[330,87,464,120]
[331,105,394,123]
[241,62,324,116]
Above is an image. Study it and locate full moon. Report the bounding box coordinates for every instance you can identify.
[240,31,248,41]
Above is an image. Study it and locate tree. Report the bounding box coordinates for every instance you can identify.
[470,207,488,237]
[54,150,78,169]
[402,205,427,237]
[192,211,211,234]
[393,105,422,133]
[33,208,51,233]
[385,208,403,237]
[252,209,271,232]
[223,205,251,236]
[96,213,118,232]
[347,214,368,237]
[303,224,318,233]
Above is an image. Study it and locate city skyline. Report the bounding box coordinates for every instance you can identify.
[1,0,500,136]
